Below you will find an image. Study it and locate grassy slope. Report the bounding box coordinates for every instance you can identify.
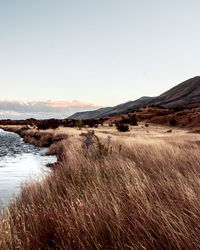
[0,125,200,249]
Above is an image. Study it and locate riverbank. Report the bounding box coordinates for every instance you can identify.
[0,125,69,164]
[0,128,57,210]
[0,125,200,249]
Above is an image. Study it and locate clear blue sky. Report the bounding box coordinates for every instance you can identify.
[0,0,200,107]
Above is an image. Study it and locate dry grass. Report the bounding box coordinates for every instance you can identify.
[0,125,200,249]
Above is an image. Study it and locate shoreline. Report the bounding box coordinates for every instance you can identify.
[0,128,58,212]
[0,125,68,168]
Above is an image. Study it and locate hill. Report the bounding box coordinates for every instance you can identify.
[148,76,200,108]
[69,96,154,119]
[69,76,200,119]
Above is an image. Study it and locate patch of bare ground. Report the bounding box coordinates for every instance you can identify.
[0,125,200,249]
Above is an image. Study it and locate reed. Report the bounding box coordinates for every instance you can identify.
[0,129,200,249]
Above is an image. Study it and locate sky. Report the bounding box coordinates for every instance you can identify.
[0,0,200,118]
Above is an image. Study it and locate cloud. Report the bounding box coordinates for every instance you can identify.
[0,100,100,119]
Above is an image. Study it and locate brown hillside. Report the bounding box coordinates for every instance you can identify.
[106,106,200,130]
[148,76,200,108]
[69,76,200,119]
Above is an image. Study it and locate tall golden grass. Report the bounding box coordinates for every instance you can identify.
[0,129,200,249]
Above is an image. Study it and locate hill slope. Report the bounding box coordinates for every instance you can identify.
[148,76,200,108]
[69,96,154,119]
[69,76,200,119]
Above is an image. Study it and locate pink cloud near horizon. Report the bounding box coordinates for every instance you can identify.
[0,100,101,119]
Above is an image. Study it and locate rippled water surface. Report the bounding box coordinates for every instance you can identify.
[0,129,57,210]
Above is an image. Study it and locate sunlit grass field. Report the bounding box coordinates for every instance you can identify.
[0,124,200,249]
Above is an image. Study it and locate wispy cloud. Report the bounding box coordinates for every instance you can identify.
[0,100,100,119]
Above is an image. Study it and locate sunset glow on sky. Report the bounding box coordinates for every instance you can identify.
[0,1,200,118]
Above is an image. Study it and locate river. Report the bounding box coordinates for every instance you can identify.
[0,129,57,210]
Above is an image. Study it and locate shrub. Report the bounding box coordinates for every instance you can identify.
[80,131,112,156]
[80,130,96,153]
[75,120,84,130]
[115,122,129,132]
[169,119,177,126]
[37,119,60,130]
[119,115,138,126]
[94,135,112,156]
[129,114,138,126]
[83,119,99,128]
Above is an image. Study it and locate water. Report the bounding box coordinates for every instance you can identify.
[0,129,57,210]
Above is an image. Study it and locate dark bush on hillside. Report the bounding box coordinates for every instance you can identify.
[83,119,99,128]
[149,105,166,109]
[156,112,165,116]
[98,117,108,126]
[37,119,60,130]
[173,107,184,112]
[169,119,177,126]
[59,119,70,127]
[115,122,129,132]
[129,115,138,126]
[26,118,37,126]
[119,115,138,126]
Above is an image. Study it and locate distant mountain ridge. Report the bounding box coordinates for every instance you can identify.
[69,96,154,119]
[69,76,200,119]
